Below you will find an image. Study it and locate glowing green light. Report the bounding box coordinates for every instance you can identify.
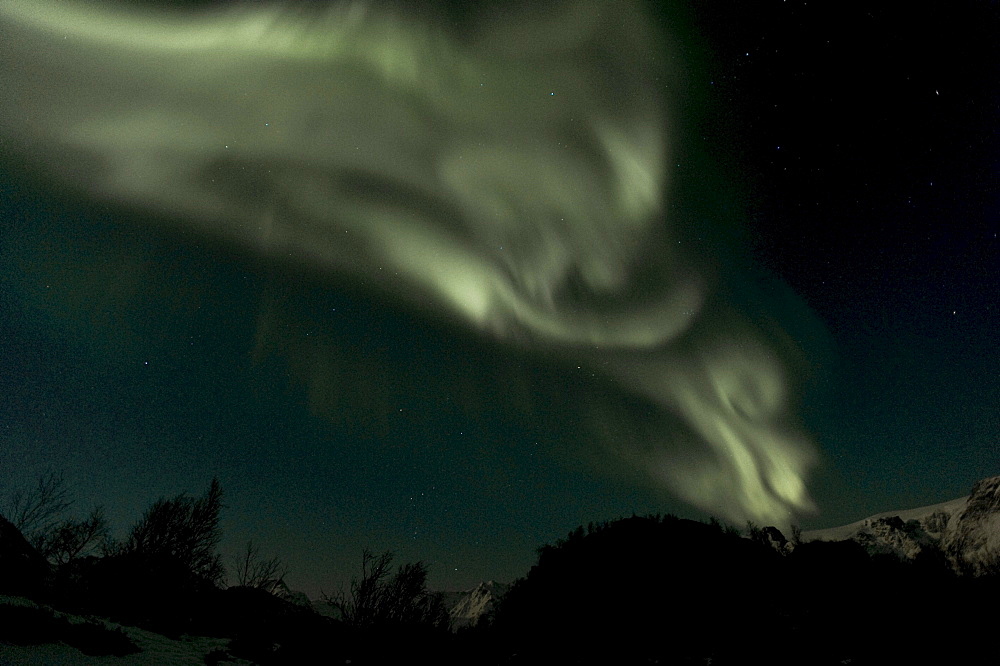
[0,0,817,525]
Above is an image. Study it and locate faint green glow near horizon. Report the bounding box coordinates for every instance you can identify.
[0,0,817,525]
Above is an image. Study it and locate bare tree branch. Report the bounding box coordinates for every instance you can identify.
[2,470,72,538]
[232,540,287,593]
[322,549,449,631]
[36,506,109,565]
[119,477,225,584]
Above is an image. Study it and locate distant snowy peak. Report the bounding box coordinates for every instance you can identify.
[802,474,1000,574]
[443,580,509,628]
[270,578,313,609]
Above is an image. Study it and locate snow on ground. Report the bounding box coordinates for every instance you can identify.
[0,596,252,666]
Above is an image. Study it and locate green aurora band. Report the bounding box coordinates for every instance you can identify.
[0,0,818,525]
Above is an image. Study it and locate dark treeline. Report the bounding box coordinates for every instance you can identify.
[482,514,999,664]
[1,475,998,664]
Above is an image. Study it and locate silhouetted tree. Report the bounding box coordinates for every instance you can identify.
[491,515,783,664]
[35,506,109,565]
[2,470,72,548]
[231,540,287,593]
[323,549,450,632]
[745,520,770,547]
[708,515,742,536]
[69,479,228,635]
[112,477,225,585]
[2,470,109,567]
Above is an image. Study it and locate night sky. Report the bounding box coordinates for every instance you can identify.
[1,0,997,597]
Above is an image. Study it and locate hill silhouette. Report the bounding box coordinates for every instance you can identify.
[4,484,1000,665]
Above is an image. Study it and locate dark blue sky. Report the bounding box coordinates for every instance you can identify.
[692,0,999,516]
[1,1,996,597]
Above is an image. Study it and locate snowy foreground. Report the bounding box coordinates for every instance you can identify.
[0,581,501,665]
[0,595,252,666]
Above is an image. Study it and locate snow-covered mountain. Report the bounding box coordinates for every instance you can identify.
[441,580,509,629]
[802,474,1000,574]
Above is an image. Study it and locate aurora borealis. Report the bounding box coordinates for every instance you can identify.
[1,0,996,595]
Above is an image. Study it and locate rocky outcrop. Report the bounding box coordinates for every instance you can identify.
[761,525,793,554]
[941,476,1000,575]
[444,580,509,628]
[801,475,1000,575]
[850,515,937,560]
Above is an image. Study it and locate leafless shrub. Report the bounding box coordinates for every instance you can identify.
[323,549,449,631]
[35,506,109,565]
[2,470,72,542]
[231,540,287,593]
[115,478,225,585]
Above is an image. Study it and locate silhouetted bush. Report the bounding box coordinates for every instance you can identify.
[36,507,109,566]
[230,540,287,593]
[61,478,226,635]
[483,516,1000,665]
[2,470,109,568]
[324,550,451,633]
[97,550,231,637]
[1,471,71,548]
[37,479,227,636]
[321,550,456,664]
[490,515,785,664]
[109,477,225,586]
